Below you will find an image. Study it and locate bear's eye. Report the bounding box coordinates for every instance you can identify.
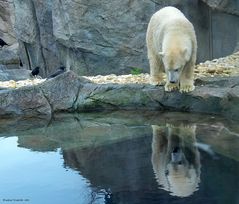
[175,69,179,72]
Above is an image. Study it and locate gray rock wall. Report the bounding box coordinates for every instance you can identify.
[3,0,239,76]
[0,0,16,45]
[51,0,154,75]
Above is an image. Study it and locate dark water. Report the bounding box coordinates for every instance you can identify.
[0,111,239,204]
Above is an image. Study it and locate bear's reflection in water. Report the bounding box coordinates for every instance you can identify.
[151,124,201,198]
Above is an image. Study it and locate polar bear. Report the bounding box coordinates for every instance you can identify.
[146,6,197,92]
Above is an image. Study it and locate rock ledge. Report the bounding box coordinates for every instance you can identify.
[0,52,239,119]
[0,70,239,120]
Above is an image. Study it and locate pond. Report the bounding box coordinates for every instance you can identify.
[0,111,238,204]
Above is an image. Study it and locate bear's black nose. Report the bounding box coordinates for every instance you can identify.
[170,80,176,83]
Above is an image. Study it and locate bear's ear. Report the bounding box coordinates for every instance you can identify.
[158,52,164,57]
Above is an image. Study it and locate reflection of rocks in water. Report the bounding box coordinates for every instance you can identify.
[151,124,201,198]
[17,136,59,152]
[2,111,239,203]
[62,136,155,193]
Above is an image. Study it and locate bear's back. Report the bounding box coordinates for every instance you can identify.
[153,6,185,21]
[149,6,194,39]
[150,6,189,29]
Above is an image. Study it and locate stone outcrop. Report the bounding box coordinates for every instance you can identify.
[202,0,239,16]
[0,0,16,45]
[1,70,239,120]
[0,68,31,81]
[2,0,238,77]
[0,45,20,69]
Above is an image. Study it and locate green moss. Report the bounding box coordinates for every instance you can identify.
[130,67,143,75]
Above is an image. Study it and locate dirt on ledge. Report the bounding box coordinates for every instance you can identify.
[0,52,239,89]
[84,51,239,84]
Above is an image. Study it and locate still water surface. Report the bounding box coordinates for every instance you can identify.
[0,111,238,204]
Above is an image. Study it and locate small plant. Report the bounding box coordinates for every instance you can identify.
[130,67,143,75]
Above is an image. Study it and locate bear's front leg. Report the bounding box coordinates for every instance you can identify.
[179,75,195,93]
[149,56,165,86]
[180,80,195,93]
[165,81,179,92]
[179,63,195,93]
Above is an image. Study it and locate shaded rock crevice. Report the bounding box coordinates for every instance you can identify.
[71,78,86,111]
[31,0,47,74]
[38,87,53,116]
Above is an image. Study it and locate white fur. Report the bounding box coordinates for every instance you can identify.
[146,6,197,92]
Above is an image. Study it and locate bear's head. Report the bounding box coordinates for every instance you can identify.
[159,47,191,84]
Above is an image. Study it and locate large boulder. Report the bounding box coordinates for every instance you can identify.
[0,45,19,67]
[0,0,16,45]
[0,84,51,117]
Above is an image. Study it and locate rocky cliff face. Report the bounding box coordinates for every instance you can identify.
[11,0,155,76]
[1,0,239,76]
[202,0,239,15]
[0,0,16,45]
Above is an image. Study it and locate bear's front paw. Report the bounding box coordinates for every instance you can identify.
[165,82,179,92]
[180,84,195,93]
